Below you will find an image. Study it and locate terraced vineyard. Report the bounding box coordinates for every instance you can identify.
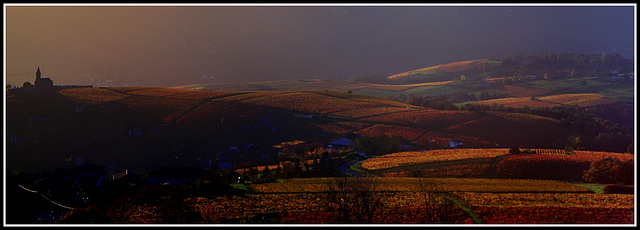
[358,148,634,184]
[452,192,634,224]
[7,85,635,225]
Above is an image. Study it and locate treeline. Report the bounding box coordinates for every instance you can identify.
[242,151,344,181]
[353,52,633,85]
[493,52,633,78]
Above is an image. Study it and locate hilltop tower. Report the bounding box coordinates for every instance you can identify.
[34,67,54,90]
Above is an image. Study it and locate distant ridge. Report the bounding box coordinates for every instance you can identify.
[385,52,633,84]
[387,59,493,80]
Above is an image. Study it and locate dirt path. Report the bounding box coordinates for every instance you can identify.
[482,154,511,178]
[439,193,486,224]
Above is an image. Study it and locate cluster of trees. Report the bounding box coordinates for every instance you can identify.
[582,157,634,185]
[319,177,457,224]
[354,52,632,85]
[495,52,632,78]
[241,151,344,181]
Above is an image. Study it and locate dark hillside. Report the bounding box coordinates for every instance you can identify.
[5,86,621,173]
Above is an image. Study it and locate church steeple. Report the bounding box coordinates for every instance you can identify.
[36,67,41,82]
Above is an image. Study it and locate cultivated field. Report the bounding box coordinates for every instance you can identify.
[472,93,617,108]
[360,148,510,171]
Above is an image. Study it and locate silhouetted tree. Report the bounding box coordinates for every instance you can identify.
[319,151,335,173]
[600,53,623,67]
[261,164,271,178]
[322,177,384,223]
[414,178,456,223]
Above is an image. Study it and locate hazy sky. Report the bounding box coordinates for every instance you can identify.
[4,4,636,87]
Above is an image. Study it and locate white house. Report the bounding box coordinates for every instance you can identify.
[299,114,315,119]
[327,137,356,151]
[448,140,463,148]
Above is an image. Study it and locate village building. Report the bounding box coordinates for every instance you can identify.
[326,137,356,151]
[448,140,464,148]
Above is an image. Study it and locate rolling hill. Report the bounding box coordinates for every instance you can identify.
[386,58,502,82]
[173,53,634,108]
[6,86,590,173]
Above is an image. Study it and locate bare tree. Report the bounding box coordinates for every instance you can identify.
[322,177,384,224]
[414,178,456,223]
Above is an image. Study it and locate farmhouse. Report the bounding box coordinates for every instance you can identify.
[298,114,315,119]
[448,140,464,148]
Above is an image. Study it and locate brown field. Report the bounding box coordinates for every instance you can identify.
[386,59,499,81]
[126,87,241,100]
[413,131,495,148]
[355,124,427,141]
[57,87,129,105]
[238,91,382,114]
[306,121,371,135]
[248,177,589,193]
[491,85,553,97]
[494,152,634,181]
[474,93,617,108]
[472,97,561,108]
[358,80,454,90]
[360,148,511,171]
[211,91,284,103]
[360,110,486,129]
[540,93,617,107]
[382,162,491,178]
[361,148,633,182]
[330,106,421,119]
[387,65,441,80]
[106,87,151,93]
[435,59,481,72]
[445,112,572,148]
[454,192,634,224]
